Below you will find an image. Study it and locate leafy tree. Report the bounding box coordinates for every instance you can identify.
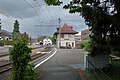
[44,0,120,55]
[50,35,56,44]
[44,0,62,5]
[80,40,92,52]
[12,20,21,40]
[9,39,37,80]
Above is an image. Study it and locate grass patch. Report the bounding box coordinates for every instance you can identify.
[0,40,13,46]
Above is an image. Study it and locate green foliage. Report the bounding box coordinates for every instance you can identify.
[44,0,62,5]
[12,20,21,41]
[50,35,56,44]
[0,40,13,46]
[45,0,120,56]
[80,40,92,52]
[13,20,20,33]
[12,32,21,41]
[111,51,120,57]
[0,40,4,46]
[9,39,37,80]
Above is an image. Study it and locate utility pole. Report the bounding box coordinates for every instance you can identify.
[0,19,1,31]
[58,18,62,48]
[0,19,2,41]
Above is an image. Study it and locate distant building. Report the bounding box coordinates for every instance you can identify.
[21,32,30,41]
[75,32,81,48]
[0,30,12,41]
[54,23,78,49]
[43,38,52,45]
[81,29,91,41]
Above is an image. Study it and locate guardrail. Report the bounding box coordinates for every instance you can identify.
[86,56,111,80]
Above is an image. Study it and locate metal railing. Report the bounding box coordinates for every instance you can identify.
[86,56,111,80]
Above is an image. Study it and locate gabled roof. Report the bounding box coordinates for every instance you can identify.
[54,23,78,34]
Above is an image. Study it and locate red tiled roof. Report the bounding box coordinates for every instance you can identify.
[54,23,78,34]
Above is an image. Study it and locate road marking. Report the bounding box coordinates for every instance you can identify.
[34,48,57,69]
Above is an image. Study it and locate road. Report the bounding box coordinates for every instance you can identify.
[36,49,84,80]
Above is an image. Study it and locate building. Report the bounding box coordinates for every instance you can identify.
[75,32,81,48]
[0,30,12,41]
[43,38,52,45]
[21,32,30,41]
[54,23,78,49]
[81,29,91,41]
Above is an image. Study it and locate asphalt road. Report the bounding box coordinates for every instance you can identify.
[36,49,84,80]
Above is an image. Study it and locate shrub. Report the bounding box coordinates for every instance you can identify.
[80,40,92,52]
[0,40,4,46]
[9,39,37,80]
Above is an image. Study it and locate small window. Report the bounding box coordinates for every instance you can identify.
[61,34,64,38]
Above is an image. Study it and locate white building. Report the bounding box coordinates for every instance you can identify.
[43,38,52,45]
[54,23,78,49]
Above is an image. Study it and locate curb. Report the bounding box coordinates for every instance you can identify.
[34,48,57,69]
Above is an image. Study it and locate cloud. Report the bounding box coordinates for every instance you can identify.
[0,0,87,38]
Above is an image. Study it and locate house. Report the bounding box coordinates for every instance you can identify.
[54,23,78,49]
[21,32,30,41]
[81,29,91,41]
[43,38,52,45]
[0,30,12,41]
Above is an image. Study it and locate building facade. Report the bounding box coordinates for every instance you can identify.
[75,32,81,48]
[54,23,78,49]
[81,29,91,41]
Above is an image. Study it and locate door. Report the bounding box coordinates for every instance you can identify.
[66,42,68,48]
[72,42,74,47]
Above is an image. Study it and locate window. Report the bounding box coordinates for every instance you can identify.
[61,34,64,38]
[68,34,73,38]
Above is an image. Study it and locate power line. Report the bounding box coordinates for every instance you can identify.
[24,0,42,22]
[0,10,9,17]
[44,5,53,20]
[0,2,22,18]
[33,0,52,21]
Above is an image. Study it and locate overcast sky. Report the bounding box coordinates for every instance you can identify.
[0,0,87,38]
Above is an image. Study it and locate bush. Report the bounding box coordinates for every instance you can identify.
[9,39,37,80]
[111,51,120,57]
[0,40,4,46]
[80,40,92,52]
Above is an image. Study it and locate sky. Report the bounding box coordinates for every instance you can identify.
[0,0,87,38]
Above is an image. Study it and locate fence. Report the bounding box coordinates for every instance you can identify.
[85,56,111,80]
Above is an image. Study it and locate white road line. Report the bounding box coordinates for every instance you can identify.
[34,48,57,69]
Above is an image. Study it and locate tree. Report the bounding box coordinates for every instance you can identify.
[9,39,37,80]
[44,0,120,55]
[12,20,21,40]
[13,20,19,33]
[50,35,56,44]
